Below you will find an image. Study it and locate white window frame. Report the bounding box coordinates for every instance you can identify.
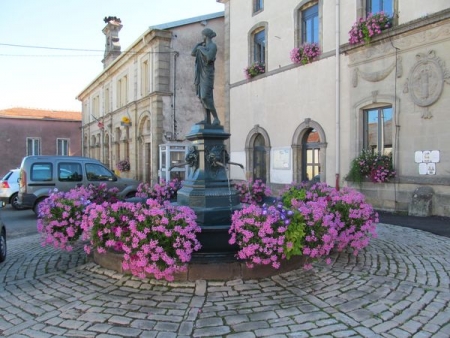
[27,137,41,156]
[57,138,70,156]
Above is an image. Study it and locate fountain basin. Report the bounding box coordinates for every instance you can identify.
[92,250,306,281]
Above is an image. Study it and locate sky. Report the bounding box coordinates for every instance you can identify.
[0,0,224,112]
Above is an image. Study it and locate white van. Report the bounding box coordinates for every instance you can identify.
[18,156,140,214]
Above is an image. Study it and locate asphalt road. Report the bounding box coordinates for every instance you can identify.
[1,204,38,239]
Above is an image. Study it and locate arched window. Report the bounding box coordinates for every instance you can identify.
[366,0,393,16]
[292,119,327,184]
[245,125,271,184]
[248,22,268,68]
[302,129,321,182]
[294,1,322,47]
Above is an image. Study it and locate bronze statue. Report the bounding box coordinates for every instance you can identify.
[192,28,220,126]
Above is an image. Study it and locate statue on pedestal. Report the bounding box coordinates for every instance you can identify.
[191,28,221,126]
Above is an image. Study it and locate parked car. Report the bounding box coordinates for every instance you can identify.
[18,156,141,215]
[0,201,6,263]
[0,169,22,210]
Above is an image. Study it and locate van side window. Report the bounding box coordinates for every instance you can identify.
[59,163,83,182]
[86,163,114,181]
[31,163,52,181]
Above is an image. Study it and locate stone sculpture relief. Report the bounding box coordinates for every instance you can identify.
[403,50,450,118]
[352,56,402,87]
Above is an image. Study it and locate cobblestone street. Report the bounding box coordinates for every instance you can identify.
[0,223,449,337]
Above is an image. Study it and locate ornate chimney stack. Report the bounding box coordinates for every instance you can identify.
[102,16,122,69]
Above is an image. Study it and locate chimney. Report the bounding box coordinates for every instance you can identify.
[102,16,122,69]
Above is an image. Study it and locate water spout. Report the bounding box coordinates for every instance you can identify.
[168,162,188,171]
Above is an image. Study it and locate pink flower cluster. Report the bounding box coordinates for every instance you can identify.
[234,179,271,205]
[229,203,290,269]
[37,183,119,251]
[244,62,265,79]
[370,165,396,183]
[81,199,201,281]
[292,183,378,269]
[349,12,392,45]
[116,160,130,172]
[230,183,378,270]
[290,43,321,65]
[136,178,182,203]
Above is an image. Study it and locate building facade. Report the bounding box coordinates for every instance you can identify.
[0,108,82,176]
[77,13,225,185]
[220,0,450,216]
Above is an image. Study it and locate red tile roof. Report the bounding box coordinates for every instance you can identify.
[0,107,81,121]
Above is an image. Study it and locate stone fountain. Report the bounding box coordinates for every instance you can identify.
[95,28,304,280]
[174,124,240,256]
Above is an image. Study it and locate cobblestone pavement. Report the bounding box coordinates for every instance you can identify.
[0,224,449,338]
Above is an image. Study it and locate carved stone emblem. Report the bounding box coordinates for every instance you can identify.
[404,50,450,118]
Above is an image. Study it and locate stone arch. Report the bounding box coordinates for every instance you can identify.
[293,0,323,47]
[292,118,327,183]
[245,125,271,183]
[352,93,400,158]
[137,110,152,182]
[247,21,268,68]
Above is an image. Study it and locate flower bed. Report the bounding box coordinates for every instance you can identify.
[82,199,201,281]
[234,179,271,205]
[229,183,378,270]
[37,180,378,279]
[136,178,181,203]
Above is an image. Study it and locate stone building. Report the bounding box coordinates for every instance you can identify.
[76,12,225,184]
[0,108,82,176]
[219,1,450,217]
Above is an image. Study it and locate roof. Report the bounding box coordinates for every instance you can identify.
[149,11,224,30]
[0,107,81,121]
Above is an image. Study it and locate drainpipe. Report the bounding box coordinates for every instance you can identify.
[172,51,179,140]
[335,0,341,190]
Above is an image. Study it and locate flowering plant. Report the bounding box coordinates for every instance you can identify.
[136,178,182,203]
[37,184,121,251]
[347,150,396,183]
[290,43,321,65]
[116,159,130,172]
[234,179,271,205]
[230,182,378,270]
[229,203,291,269]
[349,12,392,45]
[244,62,265,79]
[289,183,378,269]
[82,199,201,281]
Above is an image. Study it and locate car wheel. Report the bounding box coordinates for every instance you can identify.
[0,229,6,263]
[10,193,22,210]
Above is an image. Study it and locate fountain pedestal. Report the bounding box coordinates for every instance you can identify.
[175,124,240,254]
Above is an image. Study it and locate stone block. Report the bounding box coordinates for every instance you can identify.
[408,186,434,217]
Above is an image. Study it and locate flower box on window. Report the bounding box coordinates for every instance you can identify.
[348,12,392,45]
[290,43,321,65]
[244,62,265,80]
[116,160,130,172]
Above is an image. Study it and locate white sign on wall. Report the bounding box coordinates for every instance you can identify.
[272,148,291,170]
[416,150,439,175]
